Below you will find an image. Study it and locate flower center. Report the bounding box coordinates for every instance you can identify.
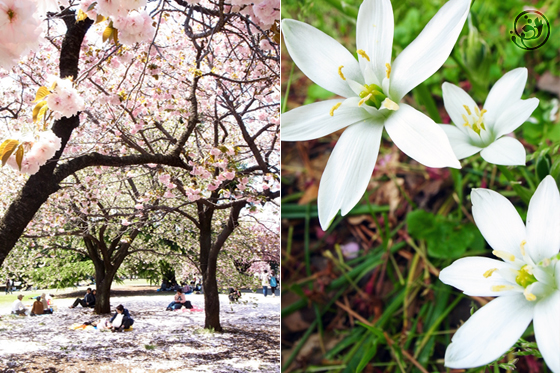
[7,8,15,21]
[515,265,537,288]
[461,105,487,135]
[358,84,387,109]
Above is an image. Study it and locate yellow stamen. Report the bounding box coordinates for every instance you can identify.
[358,94,372,107]
[385,63,391,79]
[520,240,527,257]
[357,49,370,62]
[480,109,487,116]
[524,288,537,301]
[474,106,480,116]
[462,114,470,127]
[463,105,471,115]
[381,98,399,111]
[493,250,516,262]
[338,65,346,80]
[483,268,498,278]
[491,285,515,292]
[329,102,342,116]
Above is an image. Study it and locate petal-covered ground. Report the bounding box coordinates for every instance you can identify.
[0,293,280,372]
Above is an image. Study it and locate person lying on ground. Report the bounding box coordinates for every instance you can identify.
[69,288,95,308]
[166,288,192,310]
[11,294,27,316]
[109,304,134,332]
[30,296,44,316]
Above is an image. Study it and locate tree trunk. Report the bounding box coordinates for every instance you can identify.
[199,208,222,331]
[94,264,117,314]
[0,15,93,266]
[202,254,221,331]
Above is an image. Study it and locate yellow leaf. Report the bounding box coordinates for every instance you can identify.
[32,101,48,123]
[76,9,88,22]
[32,86,50,103]
[37,104,49,122]
[50,81,58,91]
[95,14,106,24]
[113,28,119,44]
[0,139,20,166]
[102,25,113,43]
[15,145,23,171]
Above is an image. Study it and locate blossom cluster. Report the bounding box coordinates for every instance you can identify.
[46,78,85,120]
[6,130,62,175]
[113,10,155,45]
[80,0,155,46]
[0,0,42,70]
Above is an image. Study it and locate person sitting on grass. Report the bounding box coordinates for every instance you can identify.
[69,287,95,308]
[40,293,53,314]
[30,296,44,316]
[228,288,241,303]
[109,304,134,332]
[11,294,27,316]
[166,288,192,310]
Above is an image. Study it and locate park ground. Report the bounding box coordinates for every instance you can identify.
[0,281,280,373]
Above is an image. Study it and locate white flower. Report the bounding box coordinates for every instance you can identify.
[282,0,470,229]
[439,175,560,372]
[440,68,539,166]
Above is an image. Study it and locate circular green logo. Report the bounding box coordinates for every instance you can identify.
[510,10,550,50]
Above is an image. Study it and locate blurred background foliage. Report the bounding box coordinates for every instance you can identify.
[281,0,560,372]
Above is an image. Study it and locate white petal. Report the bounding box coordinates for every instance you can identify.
[384,104,460,168]
[346,79,367,96]
[526,175,560,263]
[483,68,528,126]
[317,120,384,230]
[282,19,363,98]
[533,291,560,373]
[440,124,482,159]
[442,82,478,135]
[557,263,560,289]
[356,0,393,85]
[493,98,539,138]
[445,294,535,369]
[471,188,526,259]
[389,0,471,100]
[281,100,371,141]
[480,136,526,166]
[439,257,520,296]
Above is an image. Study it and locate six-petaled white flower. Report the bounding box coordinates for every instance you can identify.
[440,68,539,166]
[440,175,560,372]
[282,0,471,230]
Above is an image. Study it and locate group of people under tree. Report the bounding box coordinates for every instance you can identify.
[11,293,54,316]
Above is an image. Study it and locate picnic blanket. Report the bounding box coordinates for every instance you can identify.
[69,323,133,332]
[177,305,204,312]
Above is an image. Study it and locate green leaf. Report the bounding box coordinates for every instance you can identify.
[303,84,335,105]
[406,210,484,259]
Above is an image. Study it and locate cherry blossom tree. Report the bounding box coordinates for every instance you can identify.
[0,0,279,330]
